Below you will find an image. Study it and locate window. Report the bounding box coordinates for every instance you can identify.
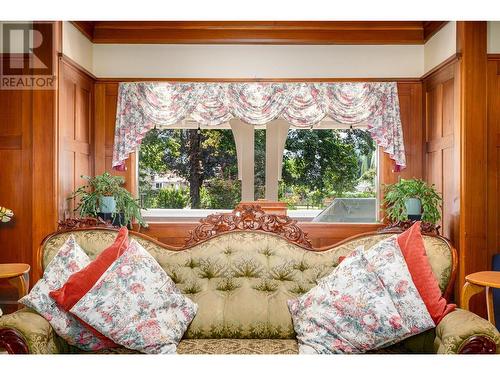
[138,122,378,223]
[280,128,377,223]
[138,127,240,210]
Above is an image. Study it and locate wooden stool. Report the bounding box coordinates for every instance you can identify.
[461,271,500,326]
[0,264,30,311]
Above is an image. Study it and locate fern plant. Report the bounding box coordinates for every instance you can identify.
[383,178,442,224]
[69,172,147,228]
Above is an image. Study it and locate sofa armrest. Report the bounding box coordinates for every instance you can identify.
[0,308,65,354]
[434,309,500,354]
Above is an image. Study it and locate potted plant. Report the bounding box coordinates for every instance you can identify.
[69,172,147,228]
[383,178,442,224]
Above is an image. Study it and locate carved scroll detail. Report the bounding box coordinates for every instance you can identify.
[57,217,115,231]
[185,204,312,249]
[379,220,440,235]
[0,328,29,354]
[459,335,497,354]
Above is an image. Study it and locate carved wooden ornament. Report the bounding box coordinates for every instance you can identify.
[185,204,313,249]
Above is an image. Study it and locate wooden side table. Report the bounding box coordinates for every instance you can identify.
[461,271,500,326]
[0,264,30,312]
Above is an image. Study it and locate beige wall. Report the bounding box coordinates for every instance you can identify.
[488,21,500,53]
[424,21,457,74]
[62,21,93,73]
[92,43,424,78]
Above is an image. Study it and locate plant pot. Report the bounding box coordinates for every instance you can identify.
[405,197,422,220]
[99,196,116,214]
[97,212,131,229]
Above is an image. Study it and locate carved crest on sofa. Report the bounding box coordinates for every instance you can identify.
[58,217,116,231]
[184,204,313,249]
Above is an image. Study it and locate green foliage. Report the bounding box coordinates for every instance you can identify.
[359,168,376,184]
[358,168,377,194]
[383,178,442,224]
[155,187,189,209]
[280,129,375,208]
[139,129,238,209]
[201,178,242,209]
[69,172,147,228]
[87,172,124,196]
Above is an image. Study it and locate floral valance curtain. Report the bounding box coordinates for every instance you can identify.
[112,82,406,170]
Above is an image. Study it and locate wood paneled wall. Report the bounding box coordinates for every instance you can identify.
[422,57,460,246]
[456,22,489,312]
[58,57,95,220]
[487,55,500,272]
[0,88,33,266]
[421,23,492,314]
[0,22,60,284]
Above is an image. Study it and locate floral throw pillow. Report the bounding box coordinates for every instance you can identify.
[19,235,114,351]
[288,236,435,354]
[70,239,198,354]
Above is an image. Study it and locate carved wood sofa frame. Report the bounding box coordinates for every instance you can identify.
[0,205,496,354]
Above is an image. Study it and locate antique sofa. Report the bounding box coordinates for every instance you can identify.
[1,206,499,354]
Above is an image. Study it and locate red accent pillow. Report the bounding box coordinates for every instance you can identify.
[397,222,455,324]
[50,227,130,346]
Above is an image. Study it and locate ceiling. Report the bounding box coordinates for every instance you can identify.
[71,21,447,45]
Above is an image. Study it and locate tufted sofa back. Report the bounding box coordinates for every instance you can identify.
[41,229,454,339]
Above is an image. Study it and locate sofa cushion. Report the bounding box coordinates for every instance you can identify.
[20,236,112,351]
[288,236,434,353]
[49,227,130,348]
[397,223,455,324]
[50,227,129,311]
[70,239,198,354]
[41,230,454,340]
